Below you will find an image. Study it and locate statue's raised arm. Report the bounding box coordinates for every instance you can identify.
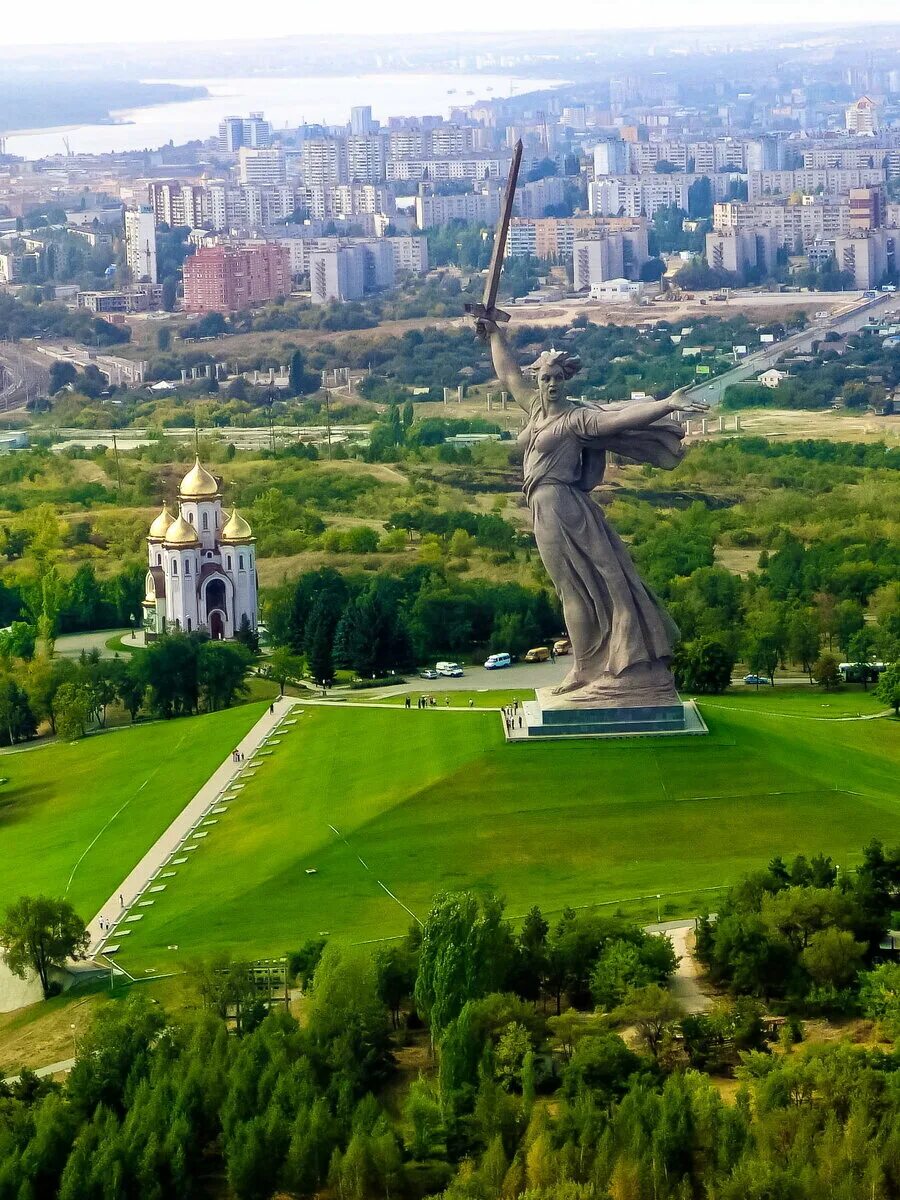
[476,317,534,413]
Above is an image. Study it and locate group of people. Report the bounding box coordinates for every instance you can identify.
[503,699,525,734]
[98,894,126,936]
[231,749,245,763]
[404,694,477,710]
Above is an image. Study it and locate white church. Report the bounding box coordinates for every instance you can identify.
[142,457,258,641]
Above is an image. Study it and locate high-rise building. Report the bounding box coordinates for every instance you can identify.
[346,135,385,183]
[148,181,207,229]
[124,207,158,283]
[846,96,879,136]
[849,186,884,231]
[350,106,375,135]
[218,112,273,153]
[310,246,366,303]
[238,147,287,186]
[593,139,628,177]
[182,244,291,313]
[301,139,346,188]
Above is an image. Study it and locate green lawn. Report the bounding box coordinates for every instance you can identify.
[118,690,900,973]
[0,705,267,922]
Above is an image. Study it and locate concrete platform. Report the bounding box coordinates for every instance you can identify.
[509,695,708,740]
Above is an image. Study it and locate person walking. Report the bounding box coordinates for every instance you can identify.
[405,695,411,709]
[468,698,474,708]
[445,696,450,707]
[119,894,124,907]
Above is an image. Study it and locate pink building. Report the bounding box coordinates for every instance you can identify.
[182,243,291,314]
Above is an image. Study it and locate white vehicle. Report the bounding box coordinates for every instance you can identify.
[484,652,511,670]
[815,310,829,319]
[436,661,464,677]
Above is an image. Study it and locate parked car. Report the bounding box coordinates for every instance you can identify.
[419,669,439,680]
[484,652,511,670]
[743,673,773,685]
[524,646,550,663]
[553,638,571,656]
[436,661,464,677]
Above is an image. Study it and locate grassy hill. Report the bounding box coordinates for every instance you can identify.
[0,704,266,921]
[114,689,899,974]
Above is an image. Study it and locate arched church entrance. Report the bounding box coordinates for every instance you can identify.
[209,610,225,639]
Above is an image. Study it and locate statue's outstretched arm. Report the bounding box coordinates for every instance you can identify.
[477,319,533,413]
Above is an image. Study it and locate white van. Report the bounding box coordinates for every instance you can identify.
[484,652,511,670]
[436,661,464,677]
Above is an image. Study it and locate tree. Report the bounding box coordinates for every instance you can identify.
[48,360,78,394]
[813,653,842,690]
[612,984,683,1060]
[234,614,260,655]
[875,662,900,715]
[305,595,335,688]
[197,641,250,711]
[800,927,866,988]
[288,349,318,397]
[671,637,735,694]
[54,681,94,740]
[0,675,37,745]
[156,327,171,352]
[0,896,88,998]
[415,892,515,1040]
[266,647,303,696]
[859,962,900,1040]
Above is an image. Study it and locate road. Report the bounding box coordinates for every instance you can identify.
[646,919,713,1014]
[55,628,130,660]
[683,291,897,407]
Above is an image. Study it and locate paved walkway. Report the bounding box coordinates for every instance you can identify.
[3,1057,76,1085]
[89,697,299,958]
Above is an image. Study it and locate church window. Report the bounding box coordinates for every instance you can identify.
[188,512,194,523]
[185,559,191,575]
[156,553,161,565]
[202,512,209,531]
[215,511,219,527]
[172,560,178,576]
[227,555,232,570]
[239,554,245,570]
[187,617,192,631]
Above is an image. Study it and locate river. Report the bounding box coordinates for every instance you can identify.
[5,73,565,159]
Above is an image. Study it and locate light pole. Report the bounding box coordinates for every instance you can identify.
[656,894,662,924]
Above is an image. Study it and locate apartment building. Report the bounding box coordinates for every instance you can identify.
[206,183,297,231]
[76,283,163,313]
[346,135,385,183]
[124,207,157,283]
[388,235,429,274]
[301,140,346,188]
[833,229,897,289]
[705,226,779,280]
[415,189,501,229]
[747,168,885,202]
[182,244,291,313]
[713,199,852,249]
[238,147,287,187]
[310,247,366,304]
[147,181,208,228]
[508,216,649,264]
[386,154,510,182]
[515,176,569,218]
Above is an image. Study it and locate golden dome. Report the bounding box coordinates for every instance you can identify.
[221,509,253,542]
[148,504,173,540]
[179,457,219,498]
[164,510,200,546]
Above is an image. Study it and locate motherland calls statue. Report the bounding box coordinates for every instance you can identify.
[478,318,707,708]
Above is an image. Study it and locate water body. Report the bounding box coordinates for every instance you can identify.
[6,73,564,159]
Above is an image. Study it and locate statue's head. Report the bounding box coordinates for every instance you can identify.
[528,349,582,413]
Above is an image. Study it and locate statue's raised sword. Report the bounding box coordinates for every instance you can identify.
[465,138,523,338]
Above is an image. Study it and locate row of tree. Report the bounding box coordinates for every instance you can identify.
[0,633,254,744]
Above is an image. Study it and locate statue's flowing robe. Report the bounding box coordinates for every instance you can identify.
[521,402,684,679]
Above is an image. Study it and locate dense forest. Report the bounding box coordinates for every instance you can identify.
[0,841,898,1199]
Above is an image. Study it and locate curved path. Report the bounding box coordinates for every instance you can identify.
[89,697,299,958]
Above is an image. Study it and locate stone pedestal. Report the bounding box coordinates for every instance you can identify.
[517,689,708,740]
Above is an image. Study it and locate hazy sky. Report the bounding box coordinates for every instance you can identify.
[8,1,867,48]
